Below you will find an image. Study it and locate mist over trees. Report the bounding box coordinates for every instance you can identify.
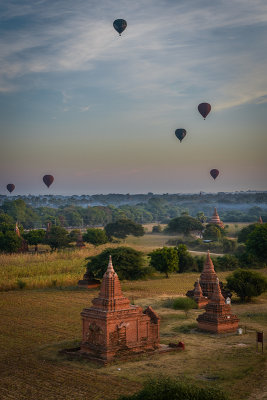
[0,191,266,229]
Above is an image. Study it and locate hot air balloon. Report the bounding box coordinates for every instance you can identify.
[175,129,187,142]
[6,184,15,193]
[198,103,211,119]
[113,19,127,35]
[43,175,54,188]
[210,169,219,180]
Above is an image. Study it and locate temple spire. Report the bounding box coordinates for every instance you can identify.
[209,207,224,228]
[92,257,130,311]
[210,278,225,304]
[203,250,215,274]
[15,222,20,237]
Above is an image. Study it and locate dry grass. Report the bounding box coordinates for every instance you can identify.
[0,244,119,291]
[0,278,266,400]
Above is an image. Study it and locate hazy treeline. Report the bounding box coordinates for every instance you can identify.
[0,192,266,229]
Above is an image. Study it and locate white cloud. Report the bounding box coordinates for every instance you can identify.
[0,0,266,110]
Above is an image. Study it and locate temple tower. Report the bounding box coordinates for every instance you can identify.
[15,222,28,253]
[209,207,224,228]
[186,251,231,300]
[258,216,263,224]
[76,231,85,248]
[192,279,209,308]
[80,256,160,363]
[197,278,239,333]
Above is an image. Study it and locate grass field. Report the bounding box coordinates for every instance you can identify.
[0,277,266,400]
[1,228,267,399]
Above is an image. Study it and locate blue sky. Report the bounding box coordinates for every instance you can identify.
[0,0,267,195]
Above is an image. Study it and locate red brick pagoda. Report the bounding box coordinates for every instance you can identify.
[186,251,230,301]
[258,216,263,224]
[192,279,209,308]
[80,256,160,363]
[76,231,85,249]
[15,222,28,253]
[197,278,239,333]
[209,207,224,228]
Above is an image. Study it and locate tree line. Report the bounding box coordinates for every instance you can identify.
[0,197,266,229]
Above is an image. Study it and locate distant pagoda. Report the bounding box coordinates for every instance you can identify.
[197,278,239,334]
[76,231,85,249]
[258,216,263,224]
[15,222,28,253]
[209,207,224,229]
[80,256,160,363]
[186,251,231,301]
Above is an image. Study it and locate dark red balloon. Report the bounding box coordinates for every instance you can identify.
[175,129,187,142]
[113,19,127,35]
[210,169,219,180]
[198,103,211,119]
[6,184,15,193]
[43,175,54,188]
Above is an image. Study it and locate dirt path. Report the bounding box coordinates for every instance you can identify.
[189,250,224,256]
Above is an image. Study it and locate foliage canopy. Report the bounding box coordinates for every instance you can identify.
[85,247,149,281]
[226,269,267,302]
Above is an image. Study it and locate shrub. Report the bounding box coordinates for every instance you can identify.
[172,297,197,311]
[226,269,267,302]
[212,255,239,271]
[83,228,108,246]
[17,280,26,290]
[85,247,151,281]
[176,244,198,273]
[118,376,229,400]
[152,225,162,233]
[222,238,237,253]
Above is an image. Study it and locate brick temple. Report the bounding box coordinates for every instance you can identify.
[15,222,28,253]
[209,207,224,228]
[197,278,239,333]
[192,279,209,308]
[80,256,160,363]
[76,231,85,249]
[186,251,230,302]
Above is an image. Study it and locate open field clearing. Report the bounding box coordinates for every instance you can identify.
[0,277,266,400]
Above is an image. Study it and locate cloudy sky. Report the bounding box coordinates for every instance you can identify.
[1,0,267,195]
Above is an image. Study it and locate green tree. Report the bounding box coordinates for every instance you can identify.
[212,254,239,271]
[203,224,224,241]
[68,229,82,242]
[226,269,267,302]
[0,231,22,253]
[149,247,178,278]
[245,224,267,263]
[85,247,148,281]
[45,226,70,250]
[83,228,108,246]
[23,229,46,251]
[105,219,144,239]
[166,216,203,236]
[222,238,237,253]
[118,376,228,400]
[196,211,207,223]
[176,244,197,273]
[237,223,257,243]
[152,225,162,233]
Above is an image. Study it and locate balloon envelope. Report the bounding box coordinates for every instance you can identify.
[113,19,127,35]
[6,184,15,193]
[198,103,211,119]
[175,129,187,142]
[43,175,54,188]
[210,169,219,180]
